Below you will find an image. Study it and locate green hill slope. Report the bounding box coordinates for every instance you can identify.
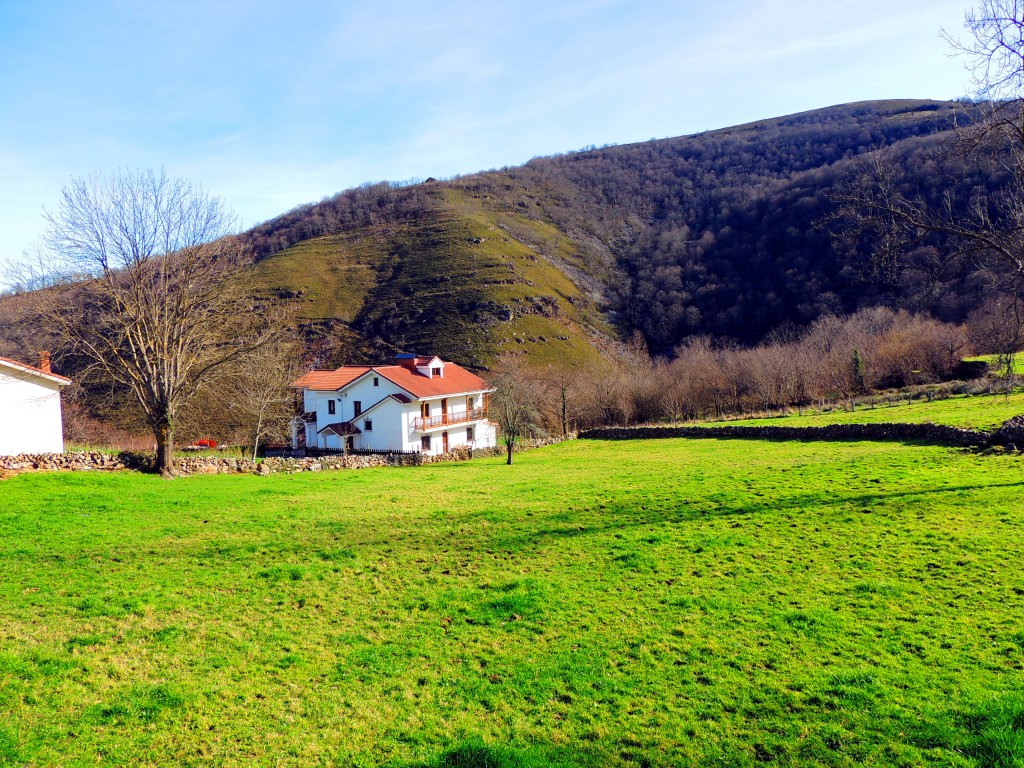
[0,99,985,372]
[248,188,613,368]
[243,99,975,366]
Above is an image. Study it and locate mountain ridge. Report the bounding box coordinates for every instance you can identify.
[238,98,970,366]
[0,99,982,374]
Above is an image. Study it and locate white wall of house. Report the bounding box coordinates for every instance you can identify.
[354,399,416,452]
[414,420,497,455]
[0,369,65,456]
[305,372,407,436]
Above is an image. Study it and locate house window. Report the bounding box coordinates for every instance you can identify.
[421,402,430,418]
[466,426,474,441]
[431,367,442,377]
[373,377,379,386]
[353,401,362,416]
[328,400,336,415]
[421,435,431,451]
[364,419,373,431]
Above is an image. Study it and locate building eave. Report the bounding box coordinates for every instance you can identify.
[0,356,72,386]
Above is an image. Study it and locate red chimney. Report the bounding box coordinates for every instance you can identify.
[38,351,51,374]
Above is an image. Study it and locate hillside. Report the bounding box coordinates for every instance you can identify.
[247,192,613,369]
[240,99,976,365]
[0,99,984,373]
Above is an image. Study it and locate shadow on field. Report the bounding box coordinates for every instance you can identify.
[487,480,1024,552]
[908,692,1024,766]
[394,737,597,768]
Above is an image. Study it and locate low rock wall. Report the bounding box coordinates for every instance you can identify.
[579,423,992,447]
[0,451,149,473]
[0,434,575,477]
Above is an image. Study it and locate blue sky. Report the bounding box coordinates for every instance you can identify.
[0,0,972,271]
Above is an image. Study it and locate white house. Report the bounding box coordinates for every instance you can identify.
[0,353,71,456]
[290,354,497,455]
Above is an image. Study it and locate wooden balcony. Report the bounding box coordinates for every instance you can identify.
[413,407,486,431]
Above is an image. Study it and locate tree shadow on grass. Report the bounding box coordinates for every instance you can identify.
[392,737,597,768]
[488,480,1024,552]
[908,692,1024,768]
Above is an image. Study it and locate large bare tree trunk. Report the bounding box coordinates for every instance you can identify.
[505,440,514,465]
[155,418,175,477]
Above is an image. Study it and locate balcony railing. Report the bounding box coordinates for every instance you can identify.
[413,407,486,430]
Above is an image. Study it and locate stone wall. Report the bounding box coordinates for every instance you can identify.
[0,451,148,474]
[993,415,1024,449]
[0,434,575,478]
[579,423,992,447]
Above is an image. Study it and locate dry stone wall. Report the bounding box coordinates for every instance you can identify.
[0,435,575,478]
[580,422,993,447]
[0,451,148,473]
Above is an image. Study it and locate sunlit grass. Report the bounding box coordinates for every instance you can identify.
[725,389,1024,432]
[965,353,1024,376]
[1,438,1022,765]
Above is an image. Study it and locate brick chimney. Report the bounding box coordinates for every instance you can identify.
[38,351,51,374]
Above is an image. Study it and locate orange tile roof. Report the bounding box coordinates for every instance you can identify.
[0,355,72,384]
[291,360,491,399]
[290,366,370,391]
[374,364,491,399]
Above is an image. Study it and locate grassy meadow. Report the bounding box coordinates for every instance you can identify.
[722,390,1024,432]
[1,437,1023,766]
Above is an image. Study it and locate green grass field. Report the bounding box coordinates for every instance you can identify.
[965,355,1024,377]
[2,438,1023,766]
[724,390,1024,432]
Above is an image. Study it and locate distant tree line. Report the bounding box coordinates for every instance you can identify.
[512,306,990,434]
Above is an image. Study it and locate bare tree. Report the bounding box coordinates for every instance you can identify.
[535,363,580,436]
[836,2,1024,358]
[968,291,1024,386]
[488,357,542,465]
[944,0,1024,100]
[227,336,302,460]
[1,240,73,294]
[40,169,274,476]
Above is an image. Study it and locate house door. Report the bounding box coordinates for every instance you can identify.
[345,436,354,453]
[441,398,448,424]
[442,431,449,453]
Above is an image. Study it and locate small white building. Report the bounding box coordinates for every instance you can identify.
[0,353,71,456]
[290,354,497,455]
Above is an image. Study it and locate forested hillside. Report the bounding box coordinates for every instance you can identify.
[237,99,982,362]
[0,99,986,372]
